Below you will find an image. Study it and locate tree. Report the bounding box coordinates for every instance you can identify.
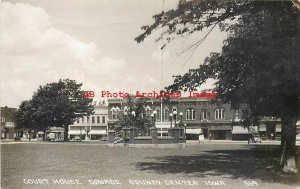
[15,79,94,141]
[118,95,151,136]
[136,0,300,173]
[14,100,33,137]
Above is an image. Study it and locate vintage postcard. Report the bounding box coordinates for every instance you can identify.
[1,0,300,189]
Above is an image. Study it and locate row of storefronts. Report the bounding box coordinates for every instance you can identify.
[107,98,292,140]
[2,98,300,141]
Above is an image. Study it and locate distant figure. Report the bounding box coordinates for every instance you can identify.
[199,134,205,144]
[209,133,212,142]
[271,133,274,140]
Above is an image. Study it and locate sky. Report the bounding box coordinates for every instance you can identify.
[1,0,227,108]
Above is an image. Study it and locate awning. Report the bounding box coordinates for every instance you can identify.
[209,125,232,131]
[232,126,258,134]
[89,130,106,135]
[158,130,168,134]
[186,128,202,134]
[232,126,249,134]
[259,124,266,131]
[69,130,86,135]
[276,124,281,132]
[5,122,14,128]
[155,122,171,129]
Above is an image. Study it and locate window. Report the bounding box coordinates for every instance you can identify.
[202,110,207,120]
[235,110,239,120]
[0,117,5,122]
[77,119,79,123]
[92,117,95,124]
[186,109,196,120]
[123,106,129,115]
[82,117,85,123]
[87,117,90,123]
[97,116,100,123]
[164,108,169,121]
[215,108,225,120]
[102,116,105,123]
[156,109,160,121]
[112,108,119,120]
[111,107,120,120]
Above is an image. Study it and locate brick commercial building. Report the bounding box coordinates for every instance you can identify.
[108,98,234,140]
[108,97,284,140]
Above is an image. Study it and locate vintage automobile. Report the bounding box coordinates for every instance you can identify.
[248,135,262,144]
[74,136,82,142]
[114,137,124,144]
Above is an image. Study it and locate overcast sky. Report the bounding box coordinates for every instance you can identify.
[1,0,227,108]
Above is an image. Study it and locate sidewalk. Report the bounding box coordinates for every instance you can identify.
[186,139,300,146]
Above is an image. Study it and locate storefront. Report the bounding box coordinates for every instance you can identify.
[232,126,258,140]
[89,129,107,140]
[209,125,232,140]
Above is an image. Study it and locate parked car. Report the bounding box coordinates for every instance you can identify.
[114,137,123,144]
[100,137,108,141]
[248,135,262,144]
[74,136,81,142]
[48,133,55,141]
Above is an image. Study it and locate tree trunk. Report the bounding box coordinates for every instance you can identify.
[43,130,47,141]
[64,124,68,142]
[280,115,298,173]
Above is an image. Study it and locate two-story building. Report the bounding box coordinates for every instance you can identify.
[1,106,17,139]
[108,97,236,140]
[68,101,108,140]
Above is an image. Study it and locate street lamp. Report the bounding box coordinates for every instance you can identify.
[153,110,157,128]
[169,113,173,128]
[179,112,183,127]
[151,113,154,127]
[124,111,128,128]
[131,111,135,133]
[184,123,187,142]
[124,111,128,143]
[208,120,212,141]
[173,110,177,127]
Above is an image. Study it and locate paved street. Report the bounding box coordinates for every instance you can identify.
[1,142,300,189]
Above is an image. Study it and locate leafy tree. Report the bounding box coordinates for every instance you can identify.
[15,79,94,141]
[14,100,33,137]
[118,95,151,136]
[136,0,300,173]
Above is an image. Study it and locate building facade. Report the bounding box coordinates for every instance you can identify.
[107,98,286,140]
[68,102,108,140]
[108,98,237,140]
[1,106,17,139]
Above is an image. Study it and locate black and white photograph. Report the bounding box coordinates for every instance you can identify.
[1,0,300,188]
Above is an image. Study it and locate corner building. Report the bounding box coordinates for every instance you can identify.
[108,97,236,140]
